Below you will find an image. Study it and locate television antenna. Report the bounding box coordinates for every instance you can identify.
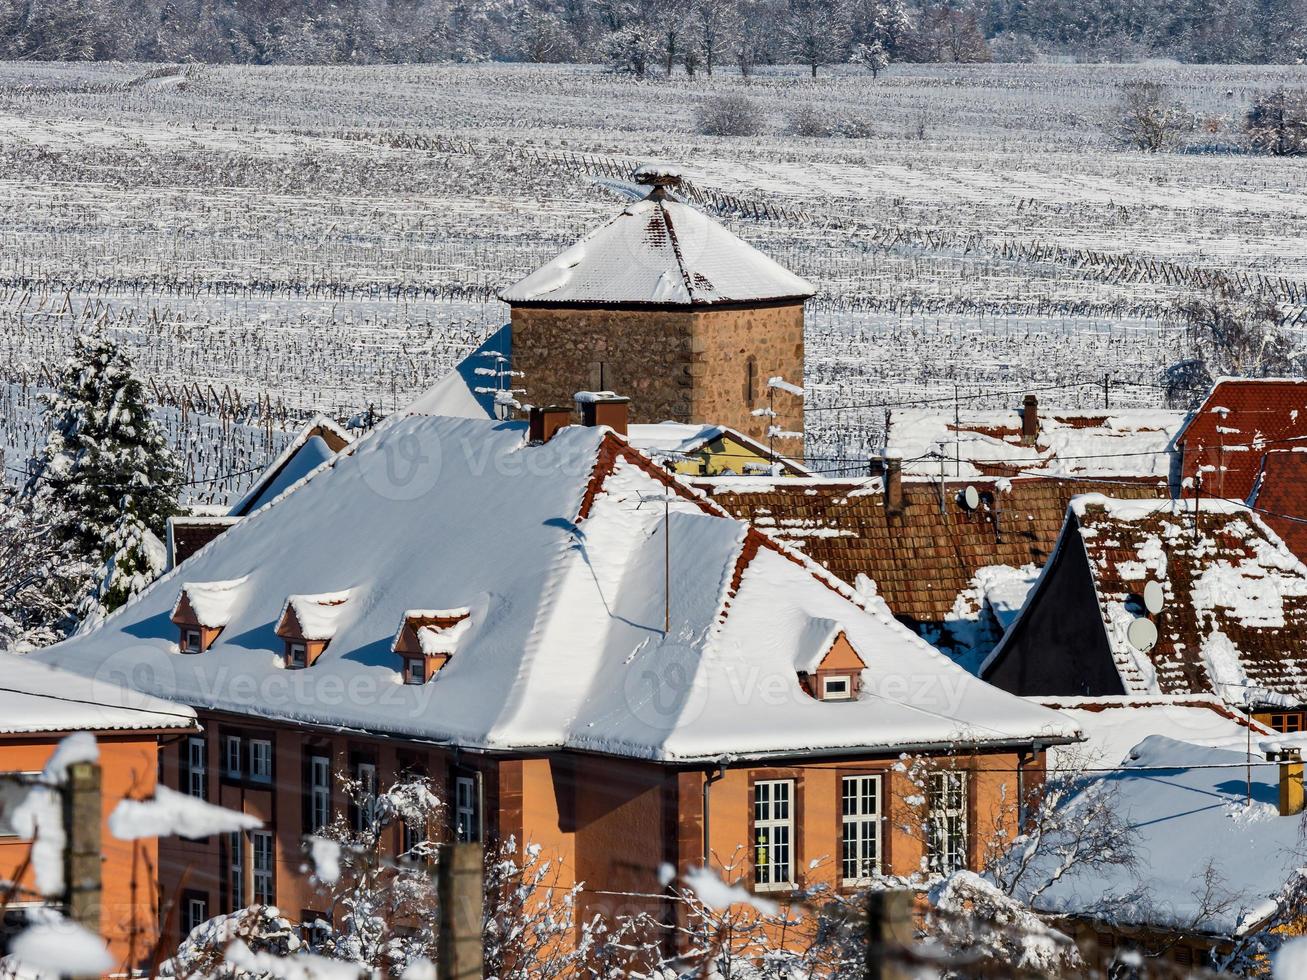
[638,492,678,634]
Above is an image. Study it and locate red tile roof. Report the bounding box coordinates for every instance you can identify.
[1070,497,1307,707]
[1177,379,1307,502]
[1250,449,1307,560]
[693,475,1166,626]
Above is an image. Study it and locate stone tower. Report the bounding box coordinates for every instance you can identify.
[498,168,814,454]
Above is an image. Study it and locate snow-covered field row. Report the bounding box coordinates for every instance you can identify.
[1,60,1304,483]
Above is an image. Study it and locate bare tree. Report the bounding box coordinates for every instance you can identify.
[783,0,851,77]
[1247,88,1307,157]
[1163,289,1302,408]
[1109,81,1193,152]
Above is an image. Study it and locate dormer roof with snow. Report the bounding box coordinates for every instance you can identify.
[33,415,1075,762]
[498,172,814,308]
[172,577,248,629]
[983,495,1307,711]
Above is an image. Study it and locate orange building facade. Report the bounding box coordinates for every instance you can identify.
[158,710,1044,956]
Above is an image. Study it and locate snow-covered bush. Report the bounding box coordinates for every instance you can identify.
[695,94,766,137]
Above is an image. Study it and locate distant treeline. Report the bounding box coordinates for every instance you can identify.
[0,0,1303,68]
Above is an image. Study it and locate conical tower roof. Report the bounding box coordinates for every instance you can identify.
[499,169,815,307]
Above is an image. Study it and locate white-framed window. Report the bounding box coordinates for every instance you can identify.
[227,831,245,911]
[288,642,308,669]
[353,762,377,831]
[753,779,794,890]
[309,755,331,832]
[252,831,275,906]
[187,737,207,799]
[454,774,481,843]
[927,771,969,874]
[250,740,273,784]
[182,628,202,653]
[405,659,425,685]
[0,772,37,837]
[841,775,881,885]
[223,736,242,778]
[821,675,853,701]
[184,895,208,935]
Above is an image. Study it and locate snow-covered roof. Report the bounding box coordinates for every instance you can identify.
[0,654,196,735]
[229,415,352,517]
[401,325,510,420]
[498,192,814,307]
[278,591,353,642]
[887,407,1184,480]
[173,577,248,629]
[1032,734,1301,938]
[32,415,1076,762]
[1038,695,1272,772]
[988,495,1307,709]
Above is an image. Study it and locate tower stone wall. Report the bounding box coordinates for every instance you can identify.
[510,300,804,457]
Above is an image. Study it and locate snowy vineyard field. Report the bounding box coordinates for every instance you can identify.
[2,59,1306,490]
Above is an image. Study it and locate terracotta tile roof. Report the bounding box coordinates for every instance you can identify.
[1070,497,1307,708]
[1177,378,1307,502]
[692,475,1166,626]
[1249,449,1307,560]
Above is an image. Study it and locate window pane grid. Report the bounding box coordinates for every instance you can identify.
[928,771,969,874]
[841,775,880,884]
[754,780,794,889]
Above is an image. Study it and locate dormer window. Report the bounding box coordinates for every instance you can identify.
[275,591,352,670]
[799,623,867,702]
[171,578,247,654]
[821,675,853,701]
[392,608,471,685]
[288,642,308,670]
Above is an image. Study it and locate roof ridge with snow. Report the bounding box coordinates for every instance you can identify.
[498,196,815,307]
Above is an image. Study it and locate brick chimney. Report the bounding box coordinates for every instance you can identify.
[528,405,572,444]
[1267,745,1305,816]
[576,391,629,436]
[882,451,904,518]
[1021,394,1040,446]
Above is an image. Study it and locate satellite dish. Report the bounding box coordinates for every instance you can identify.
[1143,581,1165,615]
[962,485,980,510]
[1127,618,1159,653]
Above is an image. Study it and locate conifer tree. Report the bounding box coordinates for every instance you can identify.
[27,331,181,623]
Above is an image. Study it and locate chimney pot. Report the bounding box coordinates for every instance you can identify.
[575,391,630,437]
[529,405,572,444]
[882,452,904,518]
[1269,745,1306,816]
[1021,394,1040,446]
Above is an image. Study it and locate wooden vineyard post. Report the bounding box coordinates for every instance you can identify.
[64,761,102,938]
[437,842,484,980]
[865,889,914,980]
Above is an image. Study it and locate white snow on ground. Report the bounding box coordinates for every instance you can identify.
[109,784,263,840]
[34,415,1077,761]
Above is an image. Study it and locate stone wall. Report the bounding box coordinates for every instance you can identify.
[511,301,805,458]
[690,302,804,454]
[510,305,695,422]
